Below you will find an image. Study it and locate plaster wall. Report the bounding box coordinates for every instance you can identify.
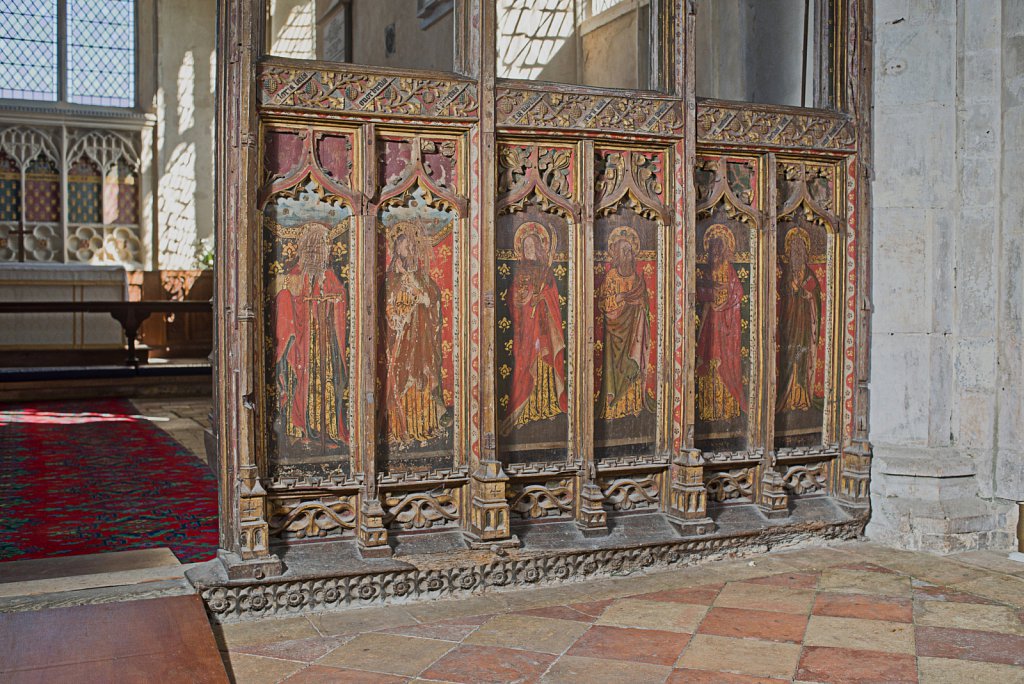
[867,0,1023,552]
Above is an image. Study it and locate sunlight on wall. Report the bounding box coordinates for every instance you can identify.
[269,0,317,60]
[497,0,576,81]
[177,51,196,135]
[158,141,199,267]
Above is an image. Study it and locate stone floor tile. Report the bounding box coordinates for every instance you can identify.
[464,614,590,654]
[948,550,1024,577]
[676,634,801,679]
[834,562,900,574]
[769,546,857,571]
[953,574,1024,607]
[540,655,671,684]
[234,634,353,662]
[280,664,407,683]
[795,646,918,683]
[812,592,914,622]
[712,581,816,614]
[317,632,454,676]
[377,614,493,642]
[915,625,1024,666]
[803,615,915,654]
[632,584,723,605]
[818,568,912,596]
[912,582,1000,605]
[667,670,789,684]
[419,643,556,684]
[405,595,507,622]
[915,599,1024,635]
[219,652,306,683]
[697,606,808,642]
[309,605,419,636]
[596,598,707,632]
[917,656,1024,684]
[494,584,597,611]
[900,560,995,587]
[514,605,596,623]
[212,615,320,650]
[565,598,614,617]
[743,572,820,589]
[566,625,691,666]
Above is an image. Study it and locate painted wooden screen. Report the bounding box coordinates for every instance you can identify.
[210,0,872,584]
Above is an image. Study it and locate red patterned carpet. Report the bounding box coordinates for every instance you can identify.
[0,399,218,564]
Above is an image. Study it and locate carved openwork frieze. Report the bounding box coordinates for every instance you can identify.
[496,87,683,136]
[258,64,479,120]
[507,479,573,520]
[383,489,459,530]
[705,468,756,503]
[268,496,357,540]
[781,462,830,495]
[599,476,660,511]
[696,103,856,151]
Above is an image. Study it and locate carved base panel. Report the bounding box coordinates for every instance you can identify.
[192,502,866,623]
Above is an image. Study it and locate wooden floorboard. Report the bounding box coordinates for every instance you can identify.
[0,594,228,683]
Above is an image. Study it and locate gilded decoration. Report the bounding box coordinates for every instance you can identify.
[258,64,479,120]
[496,88,683,136]
[696,104,856,151]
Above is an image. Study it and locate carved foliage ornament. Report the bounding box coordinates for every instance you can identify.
[496,88,683,136]
[705,468,755,502]
[259,65,479,119]
[696,105,856,151]
[782,462,830,495]
[384,489,459,530]
[508,479,573,519]
[600,476,660,511]
[269,497,357,539]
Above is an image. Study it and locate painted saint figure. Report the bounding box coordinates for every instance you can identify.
[597,226,653,419]
[501,221,568,434]
[695,224,747,421]
[274,221,349,446]
[777,227,823,413]
[381,221,447,445]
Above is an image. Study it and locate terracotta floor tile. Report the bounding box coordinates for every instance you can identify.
[596,598,707,632]
[917,656,1024,684]
[419,643,556,684]
[953,575,1024,608]
[632,584,723,604]
[743,572,820,589]
[317,632,454,676]
[219,652,305,683]
[566,599,614,617]
[514,605,596,623]
[713,582,816,614]
[804,615,915,654]
[667,669,789,684]
[915,599,1024,635]
[818,568,913,596]
[541,655,671,684]
[464,614,590,654]
[377,615,493,642]
[795,646,918,683]
[697,606,808,642]
[234,634,353,662]
[280,664,407,683]
[915,625,1024,666]
[567,625,691,666]
[676,634,801,679]
[813,592,914,622]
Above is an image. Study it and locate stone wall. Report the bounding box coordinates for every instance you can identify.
[867,0,1023,552]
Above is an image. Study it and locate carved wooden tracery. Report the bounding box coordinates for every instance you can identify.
[203,0,873,618]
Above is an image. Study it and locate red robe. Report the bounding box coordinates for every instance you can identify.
[695,260,747,412]
[777,265,822,411]
[274,267,349,445]
[505,259,568,429]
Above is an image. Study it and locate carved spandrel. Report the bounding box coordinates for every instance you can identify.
[697,103,856,151]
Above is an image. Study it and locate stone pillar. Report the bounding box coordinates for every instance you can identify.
[867,0,1021,551]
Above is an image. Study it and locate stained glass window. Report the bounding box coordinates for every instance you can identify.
[68,0,135,107]
[0,0,59,101]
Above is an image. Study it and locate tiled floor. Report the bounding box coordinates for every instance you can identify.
[131,397,211,464]
[212,542,1024,683]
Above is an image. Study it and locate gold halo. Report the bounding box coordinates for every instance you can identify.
[703,223,736,258]
[513,221,553,265]
[608,225,640,256]
[783,226,812,262]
